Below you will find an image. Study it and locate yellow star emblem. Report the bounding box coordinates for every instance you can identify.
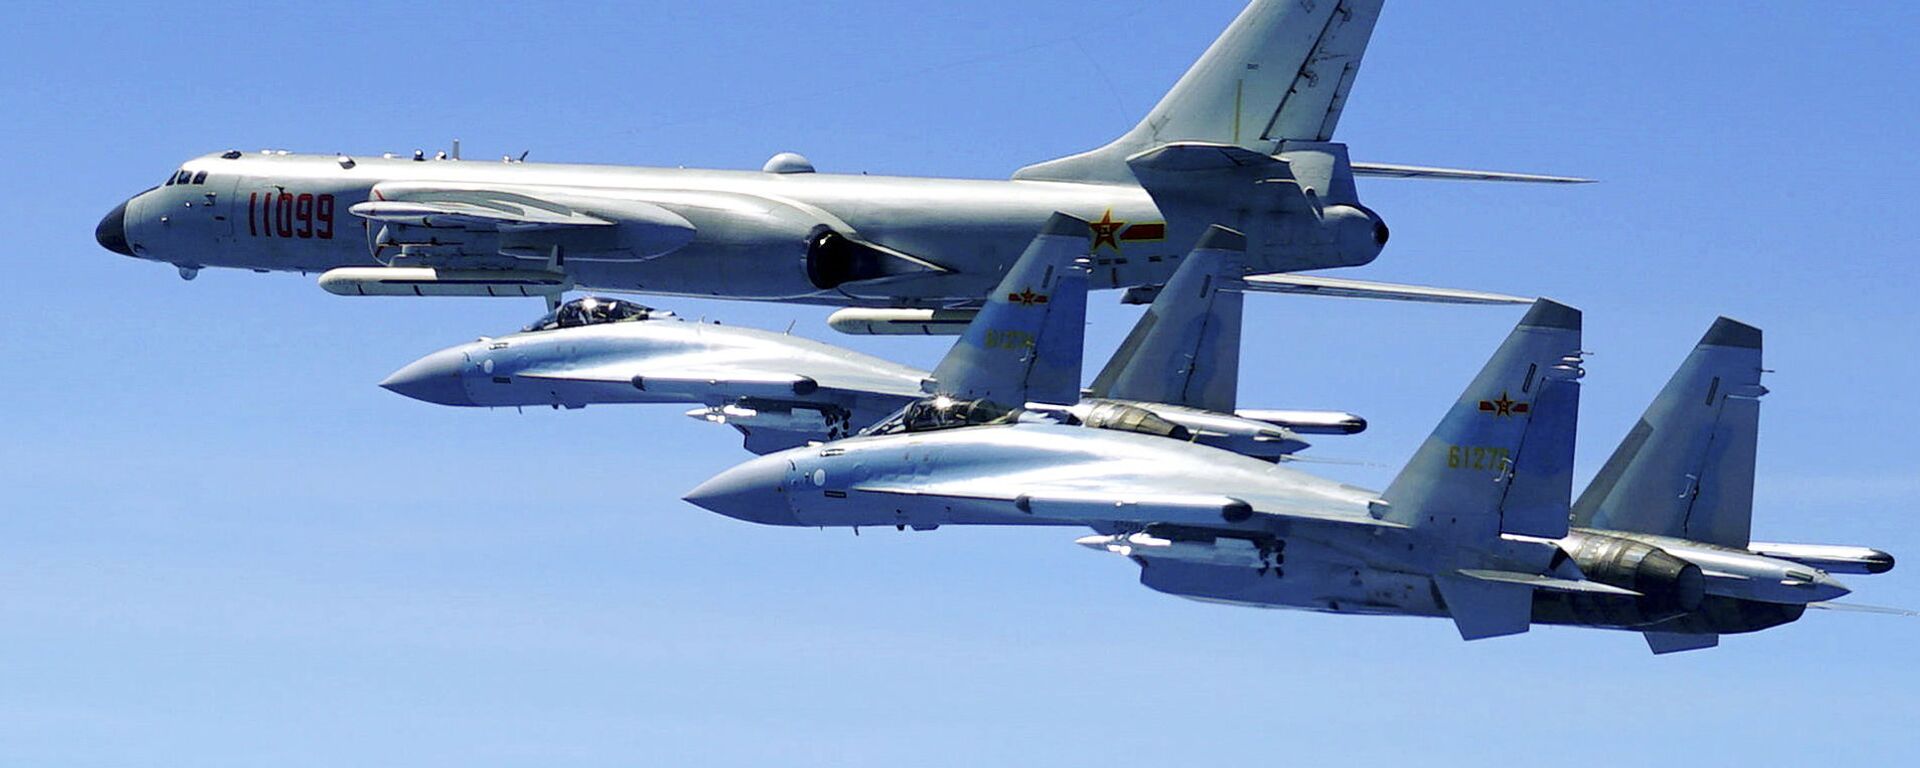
[1089,209,1125,252]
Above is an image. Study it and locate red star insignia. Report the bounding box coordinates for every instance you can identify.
[1477,391,1532,417]
[1089,209,1125,252]
[1007,287,1049,306]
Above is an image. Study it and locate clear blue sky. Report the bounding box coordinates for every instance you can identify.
[4,1,1916,764]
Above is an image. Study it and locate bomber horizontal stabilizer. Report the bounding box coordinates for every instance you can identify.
[1351,162,1595,184]
[1242,274,1533,305]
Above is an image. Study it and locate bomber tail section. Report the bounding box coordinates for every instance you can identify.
[928,213,1091,406]
[1016,0,1383,184]
[1571,319,1766,548]
[1378,299,1585,543]
[1088,225,1247,412]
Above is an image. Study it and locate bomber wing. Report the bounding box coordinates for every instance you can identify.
[353,181,699,266]
[1242,273,1533,305]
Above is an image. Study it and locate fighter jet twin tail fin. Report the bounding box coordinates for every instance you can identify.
[928,212,1092,406]
[1089,226,1247,412]
[1571,319,1765,549]
[1375,299,1585,640]
[933,218,1264,418]
[1374,307,1780,645]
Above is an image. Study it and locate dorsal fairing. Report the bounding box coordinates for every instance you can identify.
[1572,318,1766,548]
[1090,225,1247,412]
[928,213,1092,406]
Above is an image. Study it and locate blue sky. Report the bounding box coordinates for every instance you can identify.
[4,1,1917,764]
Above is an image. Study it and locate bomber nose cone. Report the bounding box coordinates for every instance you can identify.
[95,200,132,256]
[684,455,798,525]
[379,347,474,406]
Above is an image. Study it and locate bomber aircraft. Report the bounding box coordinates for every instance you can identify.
[683,300,1899,652]
[382,213,1362,456]
[95,0,1573,330]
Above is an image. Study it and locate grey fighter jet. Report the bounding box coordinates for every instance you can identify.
[95,1,1575,322]
[684,301,1898,652]
[385,213,1360,457]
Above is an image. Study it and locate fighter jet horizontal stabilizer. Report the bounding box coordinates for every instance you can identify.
[1455,569,1641,597]
[1433,574,1533,641]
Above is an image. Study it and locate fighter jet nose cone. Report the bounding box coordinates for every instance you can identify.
[379,348,474,406]
[95,200,132,256]
[684,455,798,525]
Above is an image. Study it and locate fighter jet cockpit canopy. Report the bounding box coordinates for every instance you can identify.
[862,396,1018,436]
[520,296,674,333]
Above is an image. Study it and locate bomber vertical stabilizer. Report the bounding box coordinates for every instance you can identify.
[929,213,1091,406]
[1572,318,1766,548]
[1089,225,1247,412]
[1015,0,1384,184]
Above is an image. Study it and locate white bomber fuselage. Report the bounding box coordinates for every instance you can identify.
[101,151,1386,306]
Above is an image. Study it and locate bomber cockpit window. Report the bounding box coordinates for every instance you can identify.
[192,171,208,184]
[863,396,1017,436]
[520,296,672,332]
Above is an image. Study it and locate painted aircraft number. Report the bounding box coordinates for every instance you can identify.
[984,329,1034,349]
[247,191,335,240]
[1447,445,1511,471]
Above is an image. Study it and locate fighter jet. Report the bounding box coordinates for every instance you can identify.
[384,213,1361,457]
[95,0,1575,324]
[684,301,1898,652]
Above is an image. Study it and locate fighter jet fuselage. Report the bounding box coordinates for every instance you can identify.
[100,150,1387,306]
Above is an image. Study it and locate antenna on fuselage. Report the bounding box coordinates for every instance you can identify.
[451,138,461,160]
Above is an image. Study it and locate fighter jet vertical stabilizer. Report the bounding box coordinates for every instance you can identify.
[1377,299,1584,640]
[927,213,1092,406]
[1379,300,1584,542]
[1089,225,1246,413]
[1572,318,1765,548]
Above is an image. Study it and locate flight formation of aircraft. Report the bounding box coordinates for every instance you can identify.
[97,0,1899,652]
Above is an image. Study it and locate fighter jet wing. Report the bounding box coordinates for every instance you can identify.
[1242,273,1533,305]
[516,363,923,402]
[850,481,1401,532]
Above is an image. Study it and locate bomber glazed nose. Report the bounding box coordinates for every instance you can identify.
[95,200,132,256]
